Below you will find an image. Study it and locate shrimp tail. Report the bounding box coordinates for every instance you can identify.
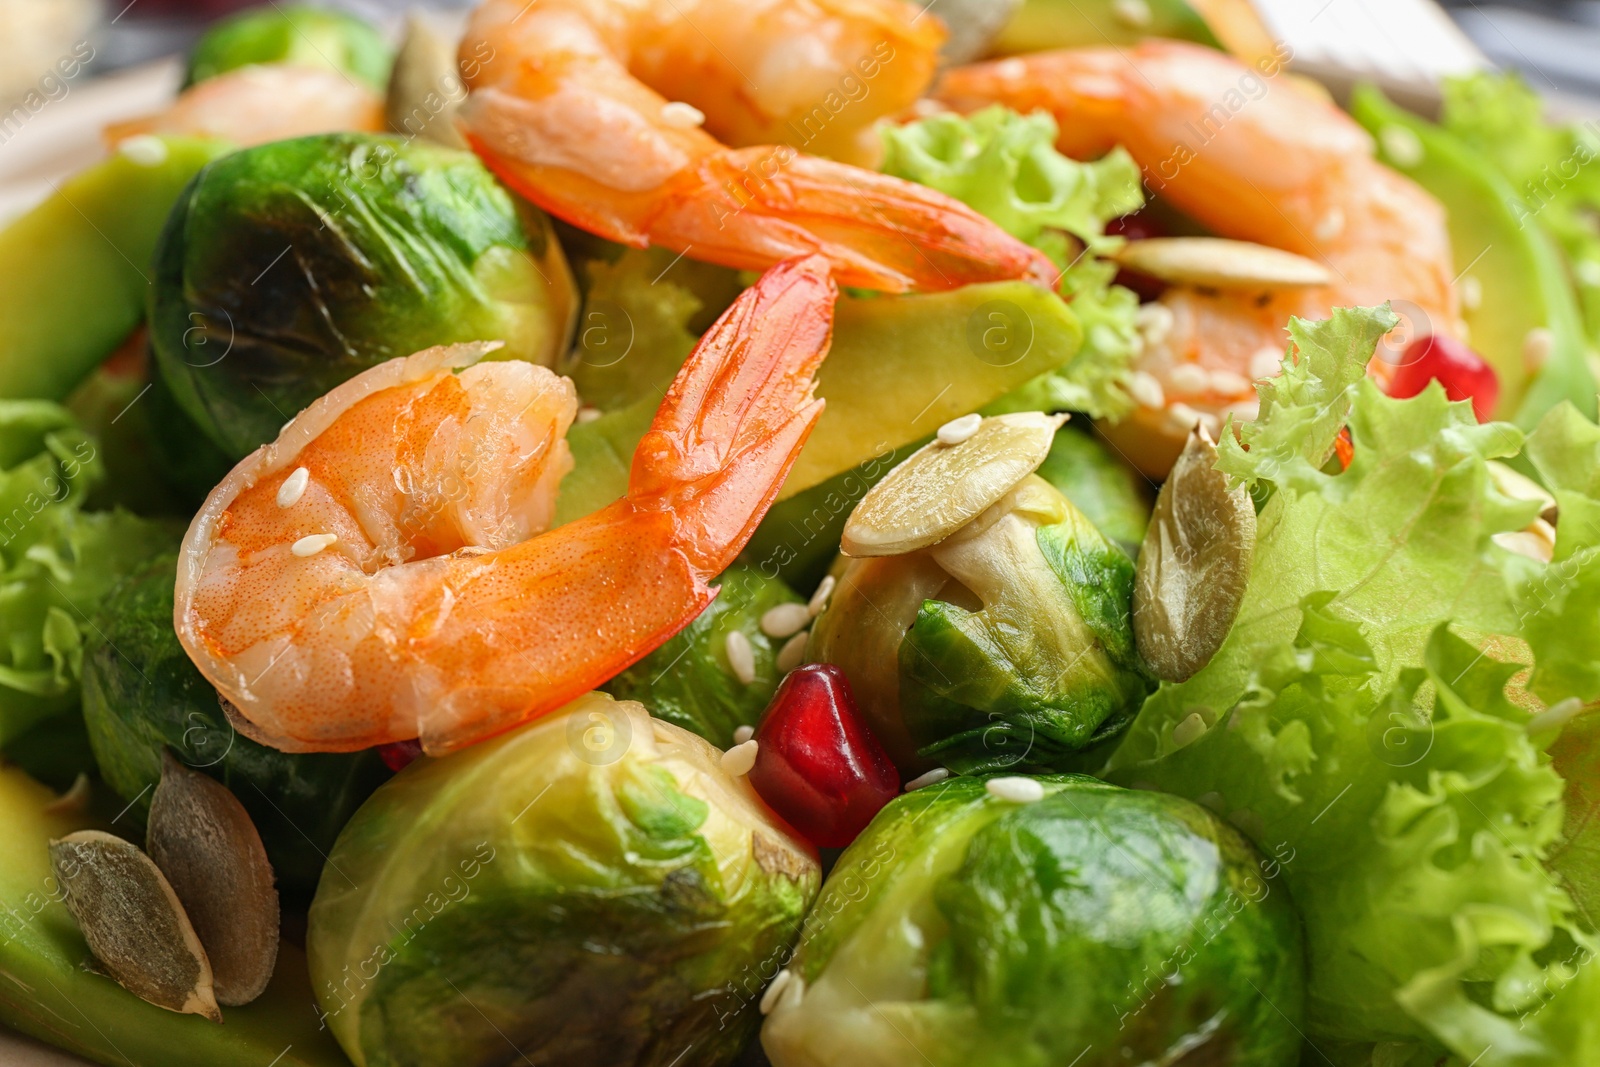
[632,253,836,573]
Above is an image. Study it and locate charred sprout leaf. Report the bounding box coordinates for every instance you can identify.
[1134,426,1256,682]
[150,133,577,457]
[308,693,818,1067]
[843,412,1063,557]
[761,775,1305,1067]
[49,830,220,1022]
[148,751,279,1007]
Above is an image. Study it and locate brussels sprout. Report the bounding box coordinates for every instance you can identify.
[811,474,1151,774]
[762,774,1305,1067]
[81,555,390,905]
[1036,423,1152,557]
[604,563,805,748]
[185,4,393,90]
[151,134,578,457]
[309,692,819,1067]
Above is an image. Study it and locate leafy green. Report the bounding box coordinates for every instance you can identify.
[1440,72,1600,347]
[1106,304,1600,1064]
[603,563,803,747]
[184,3,392,90]
[763,774,1304,1067]
[0,401,178,761]
[880,106,1144,418]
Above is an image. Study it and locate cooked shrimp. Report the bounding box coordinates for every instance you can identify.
[106,65,384,148]
[938,42,1462,474]
[176,256,836,756]
[455,0,1056,293]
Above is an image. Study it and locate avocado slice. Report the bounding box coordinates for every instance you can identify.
[0,137,231,402]
[1351,86,1597,427]
[552,279,1083,525]
[0,765,351,1066]
[991,0,1222,54]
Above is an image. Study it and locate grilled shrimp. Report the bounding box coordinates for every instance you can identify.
[107,65,384,148]
[455,0,1056,292]
[176,256,836,756]
[939,41,1462,474]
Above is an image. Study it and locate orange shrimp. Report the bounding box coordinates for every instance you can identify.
[106,65,384,149]
[455,0,1056,293]
[176,256,836,756]
[938,41,1462,474]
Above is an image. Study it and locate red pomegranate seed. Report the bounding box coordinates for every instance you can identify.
[1387,334,1499,422]
[1106,211,1168,302]
[1333,427,1354,470]
[377,739,423,773]
[747,664,900,849]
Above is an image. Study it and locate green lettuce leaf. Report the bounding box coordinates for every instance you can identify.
[0,400,179,752]
[1106,304,1600,1065]
[880,106,1144,418]
[1440,72,1600,347]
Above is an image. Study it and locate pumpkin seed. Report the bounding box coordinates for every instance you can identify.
[1134,426,1256,682]
[1112,237,1332,290]
[147,751,280,1007]
[842,412,1065,557]
[49,830,221,1021]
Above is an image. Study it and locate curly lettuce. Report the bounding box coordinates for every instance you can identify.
[1440,72,1600,347]
[880,106,1145,418]
[0,401,178,754]
[1106,303,1600,1065]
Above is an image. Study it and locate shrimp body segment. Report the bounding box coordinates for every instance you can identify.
[938,42,1462,472]
[457,0,1056,292]
[107,64,385,148]
[176,256,837,756]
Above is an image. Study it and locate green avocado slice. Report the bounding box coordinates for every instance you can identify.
[0,137,232,402]
[1351,85,1597,427]
[0,765,350,1067]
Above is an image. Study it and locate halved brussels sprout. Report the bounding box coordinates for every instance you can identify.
[811,474,1151,774]
[762,774,1305,1067]
[1036,423,1152,558]
[604,563,804,748]
[82,555,391,905]
[308,692,820,1067]
[151,133,578,457]
[185,4,393,90]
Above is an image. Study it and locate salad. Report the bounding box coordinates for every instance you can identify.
[1,2,1599,1065]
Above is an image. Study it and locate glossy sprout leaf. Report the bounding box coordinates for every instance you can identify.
[881,106,1144,419]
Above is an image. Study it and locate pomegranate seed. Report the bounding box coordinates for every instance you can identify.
[1387,334,1499,422]
[377,739,423,773]
[1107,211,1168,302]
[747,664,900,849]
[1333,427,1354,470]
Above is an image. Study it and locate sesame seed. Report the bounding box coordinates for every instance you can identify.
[1134,302,1174,345]
[904,767,950,791]
[1165,401,1204,433]
[936,412,982,446]
[1459,275,1482,312]
[986,776,1045,803]
[1208,369,1251,397]
[760,969,793,1015]
[1527,697,1587,735]
[721,739,759,777]
[1172,711,1209,749]
[660,101,707,128]
[776,630,809,673]
[779,974,806,1011]
[807,575,836,617]
[1579,260,1600,287]
[1128,370,1165,410]
[732,724,755,746]
[576,406,602,424]
[760,603,811,639]
[118,135,169,167]
[277,467,310,508]
[291,533,338,558]
[1166,363,1209,396]
[1314,208,1345,242]
[1224,396,1261,423]
[1523,327,1554,373]
[725,631,756,685]
[995,58,1026,80]
[1378,125,1424,168]
[1250,347,1283,380]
